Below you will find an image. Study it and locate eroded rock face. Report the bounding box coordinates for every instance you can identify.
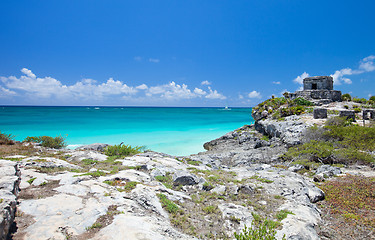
[0,160,21,240]
[76,143,109,152]
[173,171,199,186]
[255,115,312,146]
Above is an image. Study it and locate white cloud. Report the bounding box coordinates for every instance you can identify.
[1,69,137,99]
[136,84,148,90]
[248,90,261,99]
[0,86,16,97]
[331,68,353,85]
[194,88,207,96]
[205,87,226,100]
[359,55,375,72]
[201,80,211,85]
[146,82,195,100]
[0,68,229,104]
[21,68,36,78]
[330,55,375,85]
[149,58,160,63]
[134,56,142,61]
[272,81,281,85]
[293,72,310,85]
[238,94,244,99]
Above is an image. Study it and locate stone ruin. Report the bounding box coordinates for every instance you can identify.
[290,76,342,104]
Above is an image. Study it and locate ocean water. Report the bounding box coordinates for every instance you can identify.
[0,107,253,156]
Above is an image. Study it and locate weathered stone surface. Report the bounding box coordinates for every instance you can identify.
[315,165,341,178]
[0,160,20,240]
[340,110,356,121]
[313,108,328,119]
[92,215,195,240]
[363,109,375,120]
[255,115,312,146]
[76,143,109,152]
[172,171,199,185]
[288,164,305,172]
[304,76,333,91]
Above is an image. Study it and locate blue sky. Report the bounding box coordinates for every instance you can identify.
[0,0,374,107]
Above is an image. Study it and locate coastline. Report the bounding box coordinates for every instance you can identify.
[1,100,374,239]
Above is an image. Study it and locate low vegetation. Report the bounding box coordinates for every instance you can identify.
[24,135,67,149]
[0,131,15,145]
[104,143,144,158]
[281,116,375,166]
[252,96,315,120]
[234,217,286,240]
[317,175,375,238]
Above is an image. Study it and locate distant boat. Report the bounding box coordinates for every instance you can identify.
[223,106,231,110]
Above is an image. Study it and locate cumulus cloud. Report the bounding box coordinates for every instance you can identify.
[21,68,36,78]
[248,90,261,99]
[293,72,310,85]
[201,80,211,85]
[0,68,228,104]
[205,87,226,100]
[293,55,375,86]
[136,84,148,90]
[272,81,281,85]
[0,86,16,97]
[149,58,160,63]
[331,56,375,85]
[194,88,207,96]
[0,69,137,100]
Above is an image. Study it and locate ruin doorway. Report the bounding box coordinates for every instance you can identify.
[312,83,317,90]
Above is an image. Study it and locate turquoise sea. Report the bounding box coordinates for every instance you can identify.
[0,107,253,156]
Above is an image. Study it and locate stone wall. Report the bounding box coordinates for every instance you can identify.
[292,90,341,103]
[303,76,333,90]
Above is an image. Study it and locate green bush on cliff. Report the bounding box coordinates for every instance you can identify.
[104,143,144,157]
[292,97,314,106]
[282,117,375,165]
[0,131,15,145]
[24,135,67,149]
[341,93,352,101]
[234,218,285,240]
[352,97,367,104]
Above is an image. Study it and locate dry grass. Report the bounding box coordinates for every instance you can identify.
[0,144,38,158]
[316,174,375,239]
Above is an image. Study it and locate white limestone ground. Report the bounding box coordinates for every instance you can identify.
[2,147,328,240]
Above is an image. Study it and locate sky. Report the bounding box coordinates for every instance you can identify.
[0,0,374,107]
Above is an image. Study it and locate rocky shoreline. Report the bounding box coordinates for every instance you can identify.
[0,110,374,240]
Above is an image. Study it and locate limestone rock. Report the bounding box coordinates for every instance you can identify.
[172,171,199,186]
[76,143,109,152]
[315,165,341,178]
[0,160,20,240]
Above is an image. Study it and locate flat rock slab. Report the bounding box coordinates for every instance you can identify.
[92,215,195,240]
[19,193,109,239]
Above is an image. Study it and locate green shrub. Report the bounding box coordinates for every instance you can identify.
[0,131,15,145]
[24,135,67,149]
[370,96,375,102]
[344,105,349,109]
[292,97,314,106]
[104,143,144,157]
[202,205,218,214]
[353,107,361,113]
[275,210,294,221]
[234,218,285,240]
[341,93,352,101]
[157,193,179,214]
[352,97,367,104]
